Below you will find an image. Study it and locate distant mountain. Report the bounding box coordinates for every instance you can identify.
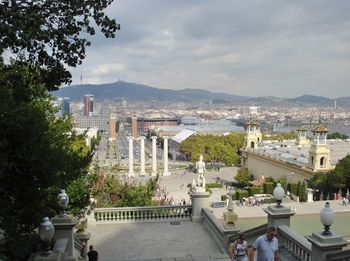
[53,81,249,102]
[291,95,333,105]
[52,81,350,108]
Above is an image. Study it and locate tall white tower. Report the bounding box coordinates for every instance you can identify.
[244,121,262,149]
[308,125,331,172]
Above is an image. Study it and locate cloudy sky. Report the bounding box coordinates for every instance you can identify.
[70,0,350,98]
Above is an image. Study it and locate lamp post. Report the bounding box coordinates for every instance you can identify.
[57,189,69,216]
[273,183,285,207]
[38,217,55,256]
[320,201,335,236]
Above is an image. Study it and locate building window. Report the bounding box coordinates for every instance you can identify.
[320,157,325,168]
[250,141,255,148]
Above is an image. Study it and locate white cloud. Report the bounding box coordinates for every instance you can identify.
[68,0,350,98]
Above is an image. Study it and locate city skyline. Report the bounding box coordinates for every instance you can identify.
[69,1,350,99]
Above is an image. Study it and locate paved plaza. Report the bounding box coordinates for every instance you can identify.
[87,166,350,260]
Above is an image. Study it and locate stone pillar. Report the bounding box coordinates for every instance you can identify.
[162,136,170,176]
[263,205,295,227]
[306,233,348,261]
[75,218,91,260]
[139,136,146,176]
[190,191,210,222]
[151,136,157,176]
[51,215,78,261]
[128,137,134,177]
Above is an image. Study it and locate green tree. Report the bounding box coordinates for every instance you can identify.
[179,133,244,166]
[327,132,349,140]
[0,0,120,90]
[235,167,253,187]
[0,1,119,259]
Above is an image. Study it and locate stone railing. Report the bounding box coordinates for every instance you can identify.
[277,225,312,261]
[201,208,240,253]
[327,249,350,261]
[94,205,192,223]
[238,223,267,246]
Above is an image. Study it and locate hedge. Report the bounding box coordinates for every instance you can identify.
[206,183,223,189]
[236,189,249,199]
[263,198,277,204]
[287,183,298,195]
[248,186,262,196]
[264,182,275,194]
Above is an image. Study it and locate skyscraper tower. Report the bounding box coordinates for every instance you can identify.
[84,94,94,117]
[62,97,70,115]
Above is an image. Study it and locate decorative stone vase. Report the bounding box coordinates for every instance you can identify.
[57,189,69,216]
[320,201,335,235]
[38,217,55,255]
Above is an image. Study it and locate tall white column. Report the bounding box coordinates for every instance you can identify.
[139,136,146,176]
[163,136,170,176]
[128,137,134,177]
[151,136,157,176]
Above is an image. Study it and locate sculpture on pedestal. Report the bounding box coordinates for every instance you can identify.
[195,155,206,187]
[192,155,206,192]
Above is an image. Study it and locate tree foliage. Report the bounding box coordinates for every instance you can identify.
[94,176,159,207]
[0,0,120,90]
[327,132,349,140]
[309,155,350,197]
[0,1,119,259]
[179,133,245,166]
[263,131,298,141]
[235,167,253,187]
[0,61,93,260]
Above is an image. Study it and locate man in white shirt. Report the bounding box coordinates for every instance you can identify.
[250,226,279,261]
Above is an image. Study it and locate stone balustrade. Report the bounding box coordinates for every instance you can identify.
[327,249,350,261]
[94,205,192,223]
[277,225,311,261]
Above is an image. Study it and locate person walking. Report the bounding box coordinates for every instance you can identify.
[229,233,249,261]
[250,226,279,261]
[87,245,99,261]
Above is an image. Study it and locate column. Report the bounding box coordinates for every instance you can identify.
[128,137,134,177]
[163,136,170,176]
[151,136,157,176]
[139,136,146,176]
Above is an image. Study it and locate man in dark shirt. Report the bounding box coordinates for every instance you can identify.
[87,245,98,261]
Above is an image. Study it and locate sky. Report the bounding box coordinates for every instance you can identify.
[69,0,350,98]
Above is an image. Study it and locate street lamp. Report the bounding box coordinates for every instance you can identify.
[273,183,285,207]
[38,217,55,256]
[320,201,335,236]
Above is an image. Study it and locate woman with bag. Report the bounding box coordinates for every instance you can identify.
[229,233,248,261]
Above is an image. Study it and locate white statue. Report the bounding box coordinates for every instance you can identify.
[195,155,206,187]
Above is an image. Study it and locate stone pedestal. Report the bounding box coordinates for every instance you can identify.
[51,215,78,261]
[263,205,295,227]
[75,231,91,260]
[306,232,349,261]
[190,191,210,222]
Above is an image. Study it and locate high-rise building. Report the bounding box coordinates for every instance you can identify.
[62,97,70,115]
[84,94,94,116]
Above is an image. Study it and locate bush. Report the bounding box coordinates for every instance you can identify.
[236,189,249,199]
[287,183,298,195]
[221,195,227,201]
[206,183,223,189]
[248,186,262,196]
[264,182,275,194]
[263,198,277,204]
